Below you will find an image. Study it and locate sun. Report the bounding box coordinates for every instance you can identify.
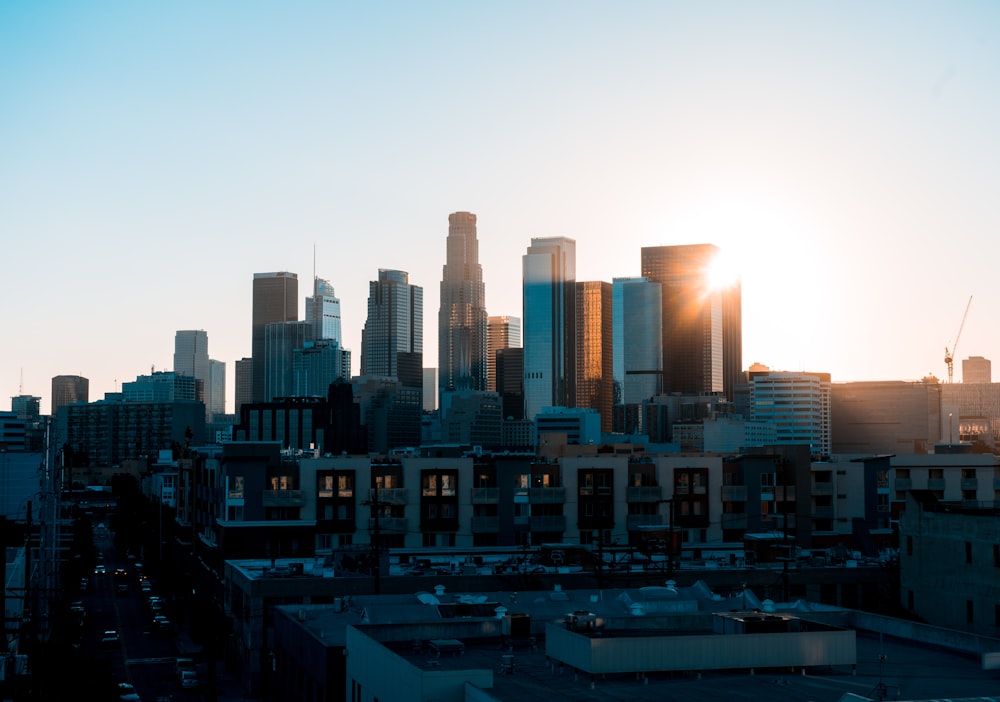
[706,251,740,291]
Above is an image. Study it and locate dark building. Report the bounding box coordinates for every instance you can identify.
[495,347,524,421]
[66,398,206,466]
[252,272,299,403]
[232,382,366,456]
[641,244,742,401]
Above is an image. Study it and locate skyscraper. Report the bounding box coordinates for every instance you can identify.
[438,212,488,401]
[174,329,210,415]
[234,357,253,415]
[523,237,576,420]
[264,321,314,401]
[252,272,298,403]
[51,375,89,415]
[612,277,662,404]
[361,269,423,387]
[487,315,521,393]
[208,359,226,418]
[305,277,343,344]
[576,281,613,432]
[750,370,832,457]
[640,244,742,400]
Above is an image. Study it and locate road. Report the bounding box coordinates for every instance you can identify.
[81,524,203,702]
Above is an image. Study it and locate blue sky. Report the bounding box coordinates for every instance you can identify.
[3,2,1000,415]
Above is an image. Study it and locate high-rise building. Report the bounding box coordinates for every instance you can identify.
[750,371,832,457]
[235,357,253,415]
[51,375,89,416]
[10,395,40,421]
[438,212,488,402]
[640,244,741,400]
[496,347,524,421]
[293,340,351,397]
[305,277,343,344]
[252,272,298,403]
[612,277,662,433]
[264,321,314,401]
[361,269,423,388]
[575,281,613,432]
[487,316,521,392]
[523,237,576,420]
[174,330,210,416]
[208,359,226,418]
[963,356,992,384]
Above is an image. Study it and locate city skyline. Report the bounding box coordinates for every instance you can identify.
[4,3,1000,415]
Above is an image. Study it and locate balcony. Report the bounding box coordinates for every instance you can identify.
[927,478,946,491]
[775,486,796,502]
[994,478,1000,490]
[627,514,666,530]
[721,485,747,501]
[894,478,912,491]
[262,490,305,508]
[369,517,407,533]
[471,516,499,533]
[370,488,409,505]
[530,487,566,504]
[627,485,663,502]
[812,481,835,496]
[529,515,566,532]
[471,488,500,504]
[961,478,979,490]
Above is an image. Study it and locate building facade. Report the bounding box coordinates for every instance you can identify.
[523,237,576,420]
[749,371,832,458]
[962,356,991,384]
[575,281,613,432]
[612,277,662,423]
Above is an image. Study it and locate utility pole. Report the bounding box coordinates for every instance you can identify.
[364,489,381,595]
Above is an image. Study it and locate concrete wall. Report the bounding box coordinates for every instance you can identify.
[546,622,856,674]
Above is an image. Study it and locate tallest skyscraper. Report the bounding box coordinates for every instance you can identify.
[438,211,488,401]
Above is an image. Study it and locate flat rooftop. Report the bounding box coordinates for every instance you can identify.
[391,630,1000,701]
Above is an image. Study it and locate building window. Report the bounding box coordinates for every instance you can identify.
[319,475,334,498]
[422,474,437,496]
[338,474,353,498]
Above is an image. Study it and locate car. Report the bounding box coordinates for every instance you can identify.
[93,564,106,575]
[101,630,120,648]
[179,670,199,689]
[175,657,195,679]
[152,615,171,631]
[117,682,141,701]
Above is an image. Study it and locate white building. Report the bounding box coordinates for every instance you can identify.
[750,371,832,457]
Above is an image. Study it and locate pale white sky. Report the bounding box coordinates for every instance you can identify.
[3,2,1000,415]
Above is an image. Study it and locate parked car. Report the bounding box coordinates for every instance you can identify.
[117,682,141,701]
[101,630,120,648]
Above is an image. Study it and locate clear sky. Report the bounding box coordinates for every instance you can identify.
[3,1,1000,416]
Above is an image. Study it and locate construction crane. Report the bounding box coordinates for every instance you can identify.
[944,295,973,383]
